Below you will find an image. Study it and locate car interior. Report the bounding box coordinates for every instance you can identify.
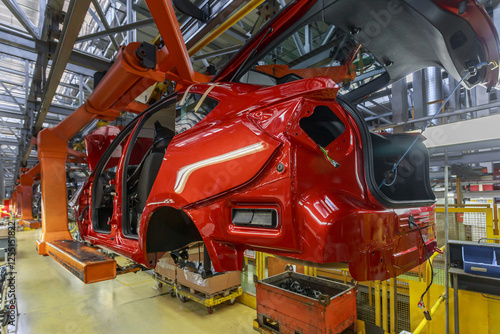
[122,101,176,237]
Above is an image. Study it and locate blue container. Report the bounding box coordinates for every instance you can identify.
[462,245,500,278]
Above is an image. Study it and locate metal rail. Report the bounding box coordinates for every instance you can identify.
[188,0,265,56]
[413,246,446,334]
[413,295,446,334]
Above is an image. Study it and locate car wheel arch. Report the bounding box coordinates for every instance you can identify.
[142,205,203,266]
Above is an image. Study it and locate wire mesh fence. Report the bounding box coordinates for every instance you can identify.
[406,205,496,287]
[436,210,488,243]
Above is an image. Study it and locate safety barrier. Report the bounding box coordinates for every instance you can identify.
[240,205,497,333]
[435,204,497,247]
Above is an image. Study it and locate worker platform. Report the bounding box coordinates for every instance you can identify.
[46,240,117,284]
[19,219,41,229]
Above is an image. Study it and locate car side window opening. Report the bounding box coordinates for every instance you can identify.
[92,129,133,233]
[300,106,346,147]
[175,92,219,134]
[123,100,176,237]
[237,13,386,94]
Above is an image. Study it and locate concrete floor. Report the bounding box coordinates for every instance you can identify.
[16,229,256,334]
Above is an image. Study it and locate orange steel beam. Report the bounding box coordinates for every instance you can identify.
[36,0,209,255]
[146,0,208,86]
[67,148,87,164]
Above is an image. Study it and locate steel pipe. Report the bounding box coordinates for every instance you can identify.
[188,0,265,56]
[413,296,446,334]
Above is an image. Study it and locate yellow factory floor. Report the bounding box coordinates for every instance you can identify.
[15,229,256,334]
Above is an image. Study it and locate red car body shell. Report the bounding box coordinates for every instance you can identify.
[77,78,436,281]
[75,0,500,281]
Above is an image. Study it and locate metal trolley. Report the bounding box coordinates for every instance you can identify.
[154,272,242,314]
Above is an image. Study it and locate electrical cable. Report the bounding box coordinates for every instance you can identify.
[413,221,433,305]
[319,146,340,167]
[378,62,494,189]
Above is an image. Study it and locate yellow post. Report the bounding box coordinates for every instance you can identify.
[382,280,388,332]
[305,267,317,277]
[494,203,499,236]
[369,281,373,307]
[260,252,264,279]
[486,206,495,243]
[390,278,397,334]
[258,253,266,279]
[255,252,261,279]
[261,253,265,279]
[375,281,381,327]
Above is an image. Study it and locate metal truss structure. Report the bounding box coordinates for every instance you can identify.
[0,0,499,197]
[0,0,279,197]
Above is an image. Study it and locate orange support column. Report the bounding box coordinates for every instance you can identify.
[19,164,41,228]
[33,13,208,258]
[36,129,73,255]
[19,165,38,220]
[19,183,33,221]
[12,186,21,218]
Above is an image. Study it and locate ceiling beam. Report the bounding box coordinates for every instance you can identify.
[0,95,75,117]
[115,0,151,18]
[0,119,26,128]
[0,28,112,74]
[430,149,500,166]
[192,45,240,61]
[75,18,155,43]
[34,0,92,132]
[0,93,24,105]
[375,101,500,132]
[0,0,39,39]
[358,105,392,124]
[0,138,24,145]
[90,0,120,50]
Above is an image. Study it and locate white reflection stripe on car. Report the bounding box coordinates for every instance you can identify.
[174,142,266,194]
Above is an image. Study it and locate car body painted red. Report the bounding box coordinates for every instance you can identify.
[73,0,498,281]
[85,125,122,172]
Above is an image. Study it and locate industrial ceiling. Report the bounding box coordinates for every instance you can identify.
[0,0,499,197]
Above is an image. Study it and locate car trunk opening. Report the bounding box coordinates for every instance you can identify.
[338,98,435,208]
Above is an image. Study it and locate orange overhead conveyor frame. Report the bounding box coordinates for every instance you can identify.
[36,0,209,256]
